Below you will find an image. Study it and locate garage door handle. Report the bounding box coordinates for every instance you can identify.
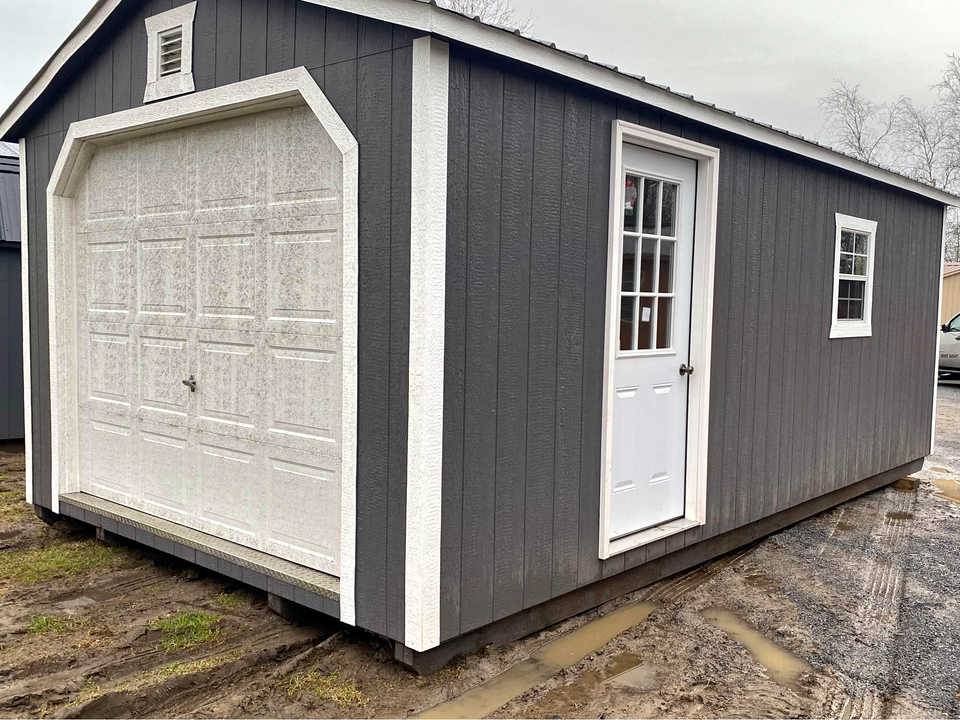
[182,375,197,392]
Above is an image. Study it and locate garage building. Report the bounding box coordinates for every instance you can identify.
[2,0,956,671]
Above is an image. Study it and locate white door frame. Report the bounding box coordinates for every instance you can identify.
[44,68,360,623]
[599,120,720,559]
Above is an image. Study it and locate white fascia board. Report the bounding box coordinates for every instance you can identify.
[405,35,449,653]
[20,138,32,504]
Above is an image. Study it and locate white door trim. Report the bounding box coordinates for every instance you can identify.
[44,68,360,623]
[933,206,947,454]
[599,121,720,559]
[20,137,32,504]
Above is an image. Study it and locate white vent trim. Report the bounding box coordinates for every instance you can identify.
[143,2,196,103]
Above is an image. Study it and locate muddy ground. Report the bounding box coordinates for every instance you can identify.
[2,386,960,718]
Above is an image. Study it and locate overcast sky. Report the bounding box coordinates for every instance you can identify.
[1,0,958,142]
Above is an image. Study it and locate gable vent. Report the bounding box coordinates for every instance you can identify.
[158,26,183,77]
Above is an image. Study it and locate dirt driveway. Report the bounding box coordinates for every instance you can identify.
[2,386,960,718]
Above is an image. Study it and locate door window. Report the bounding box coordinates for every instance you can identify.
[620,174,680,351]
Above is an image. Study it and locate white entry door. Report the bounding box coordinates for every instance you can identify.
[608,144,697,539]
[74,105,345,575]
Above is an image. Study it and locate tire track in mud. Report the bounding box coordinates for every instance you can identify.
[816,483,918,720]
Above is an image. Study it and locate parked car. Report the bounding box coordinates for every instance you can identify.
[939,312,960,375]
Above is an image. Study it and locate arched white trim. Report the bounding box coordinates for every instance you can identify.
[45,67,359,624]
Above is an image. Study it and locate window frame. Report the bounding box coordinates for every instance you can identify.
[830,212,878,339]
[143,2,197,103]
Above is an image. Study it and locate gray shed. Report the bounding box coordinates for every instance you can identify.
[0,148,24,441]
[1,0,955,671]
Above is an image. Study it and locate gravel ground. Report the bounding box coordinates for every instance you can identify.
[2,386,959,718]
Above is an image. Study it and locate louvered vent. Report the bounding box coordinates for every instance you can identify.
[158,26,183,77]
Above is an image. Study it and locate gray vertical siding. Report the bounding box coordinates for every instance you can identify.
[440,46,943,641]
[11,0,420,642]
[0,248,24,440]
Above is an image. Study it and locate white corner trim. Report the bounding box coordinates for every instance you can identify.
[829,212,878,340]
[933,207,947,455]
[44,67,359,619]
[599,121,719,560]
[143,2,197,103]
[405,36,449,653]
[19,138,32,505]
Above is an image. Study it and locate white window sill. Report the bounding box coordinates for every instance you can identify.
[830,320,872,339]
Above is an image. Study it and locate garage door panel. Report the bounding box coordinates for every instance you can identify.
[196,331,260,441]
[197,436,260,540]
[80,229,134,319]
[137,326,192,426]
[195,115,257,221]
[264,335,341,454]
[265,448,340,573]
[83,143,134,225]
[137,133,193,219]
[139,423,192,516]
[81,413,137,502]
[79,321,134,414]
[136,226,191,322]
[196,221,257,324]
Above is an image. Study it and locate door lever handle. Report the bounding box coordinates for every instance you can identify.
[182,375,197,392]
[679,363,694,377]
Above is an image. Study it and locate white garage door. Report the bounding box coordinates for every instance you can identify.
[74,105,344,575]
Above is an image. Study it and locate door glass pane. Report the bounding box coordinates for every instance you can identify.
[623,175,640,232]
[661,183,678,237]
[656,297,673,349]
[638,296,655,349]
[847,299,863,319]
[659,240,675,293]
[639,238,657,293]
[620,296,636,351]
[841,230,855,253]
[854,233,868,254]
[642,178,659,234]
[621,236,638,292]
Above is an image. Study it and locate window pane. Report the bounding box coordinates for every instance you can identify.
[624,175,640,232]
[620,296,636,351]
[661,183,678,237]
[839,254,853,274]
[659,240,675,293]
[642,178,659,234]
[841,230,855,253]
[853,256,867,276]
[656,297,673,349]
[848,279,865,300]
[638,296,655,349]
[838,278,850,299]
[847,299,863,320]
[639,238,657,293]
[621,236,638,292]
[837,299,849,320]
[855,233,868,254]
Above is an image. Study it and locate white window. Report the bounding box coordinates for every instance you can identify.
[830,212,878,339]
[143,2,197,103]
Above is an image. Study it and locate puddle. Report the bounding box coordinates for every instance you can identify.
[742,569,778,592]
[416,602,658,719]
[529,652,648,714]
[608,662,661,691]
[892,477,919,493]
[885,512,914,521]
[833,521,856,534]
[701,607,812,692]
[933,478,960,504]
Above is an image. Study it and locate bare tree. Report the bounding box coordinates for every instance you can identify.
[818,81,904,165]
[436,0,534,33]
[895,99,958,189]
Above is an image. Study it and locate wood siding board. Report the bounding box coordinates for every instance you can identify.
[62,81,80,128]
[239,0,268,81]
[602,554,625,578]
[918,202,939,456]
[523,79,564,609]
[35,135,51,507]
[638,106,662,132]
[577,97,617,588]
[493,69,535,621]
[873,184,894,476]
[358,17,393,56]
[842,183,864,489]
[859,183,882,479]
[753,152,778,520]
[323,60,357,134]
[909,200,932,458]
[735,147,763,527]
[78,64,96,122]
[459,60,503,634]
[828,175,850,492]
[816,170,839,496]
[616,101,640,126]
[112,20,132,112]
[325,9,359,65]
[386,45,412,642]
[806,168,829,500]
[440,51,470,642]
[623,545,646,571]
[353,49,393,635]
[129,0,150,106]
[266,0,297,74]
[26,135,44,506]
[215,0,242,87]
[294,1,325,69]
[192,0,217,92]
[552,88,590,598]
[94,43,113,118]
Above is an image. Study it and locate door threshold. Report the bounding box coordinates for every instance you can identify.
[59,492,340,601]
[605,516,702,559]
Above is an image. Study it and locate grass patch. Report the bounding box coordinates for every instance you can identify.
[285,669,369,707]
[214,590,255,609]
[27,615,68,635]
[137,649,243,685]
[0,539,131,583]
[0,488,30,522]
[150,610,223,653]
